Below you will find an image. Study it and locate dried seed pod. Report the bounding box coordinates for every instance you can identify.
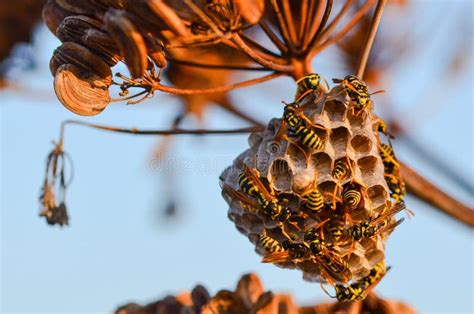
[54,64,111,116]
[220,84,398,285]
[191,285,211,312]
[50,42,112,85]
[147,0,190,36]
[56,15,104,43]
[234,0,265,24]
[42,0,73,34]
[55,0,108,15]
[145,36,167,68]
[236,273,264,309]
[105,9,148,78]
[83,29,121,66]
[202,290,248,314]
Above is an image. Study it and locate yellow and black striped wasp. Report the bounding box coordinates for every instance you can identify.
[262,219,351,284]
[379,142,400,169]
[377,118,394,139]
[277,101,328,153]
[385,172,406,204]
[257,233,286,254]
[329,261,390,302]
[330,157,356,209]
[342,181,365,211]
[347,202,410,241]
[300,180,327,214]
[332,75,384,116]
[294,73,322,102]
[379,142,406,203]
[222,161,300,236]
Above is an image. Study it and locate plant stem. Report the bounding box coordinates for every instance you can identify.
[401,162,474,228]
[231,35,294,72]
[312,0,375,57]
[356,0,387,78]
[61,120,264,136]
[151,72,284,95]
[166,58,271,71]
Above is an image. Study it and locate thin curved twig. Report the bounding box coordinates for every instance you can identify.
[269,0,294,51]
[231,35,294,72]
[61,120,264,136]
[319,0,354,42]
[150,72,283,95]
[167,58,271,71]
[259,21,289,54]
[281,0,298,45]
[401,162,474,228]
[356,0,387,78]
[302,0,327,51]
[305,0,333,55]
[312,0,376,57]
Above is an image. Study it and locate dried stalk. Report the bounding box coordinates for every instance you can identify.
[60,120,263,137]
[259,20,289,54]
[166,58,270,71]
[149,72,284,95]
[312,0,376,57]
[305,0,333,55]
[401,162,474,228]
[356,0,387,78]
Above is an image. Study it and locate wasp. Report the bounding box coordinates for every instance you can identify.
[236,162,291,221]
[332,75,384,116]
[347,203,408,241]
[377,119,394,139]
[330,157,355,209]
[283,102,327,151]
[331,261,390,302]
[263,219,350,283]
[385,173,406,204]
[379,142,406,203]
[301,181,326,214]
[342,182,365,211]
[294,73,322,102]
[379,142,400,169]
[332,157,353,182]
[257,234,286,254]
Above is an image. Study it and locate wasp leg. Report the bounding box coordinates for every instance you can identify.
[330,185,343,210]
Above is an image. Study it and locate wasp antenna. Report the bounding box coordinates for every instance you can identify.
[332,78,343,83]
[324,79,330,90]
[320,283,336,298]
[370,89,386,95]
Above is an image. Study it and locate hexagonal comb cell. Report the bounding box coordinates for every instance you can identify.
[367,184,389,209]
[330,127,351,154]
[271,159,292,191]
[220,84,402,287]
[324,99,346,121]
[351,134,372,154]
[357,156,378,177]
[312,152,332,177]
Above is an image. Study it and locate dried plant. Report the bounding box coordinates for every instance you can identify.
[33,0,474,311]
[115,273,415,314]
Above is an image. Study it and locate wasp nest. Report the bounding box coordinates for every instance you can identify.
[115,273,415,314]
[220,77,407,291]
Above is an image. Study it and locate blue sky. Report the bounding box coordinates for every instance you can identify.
[1,2,473,313]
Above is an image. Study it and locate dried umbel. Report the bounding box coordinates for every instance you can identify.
[39,142,72,226]
[115,273,299,314]
[115,273,415,314]
[220,75,408,298]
